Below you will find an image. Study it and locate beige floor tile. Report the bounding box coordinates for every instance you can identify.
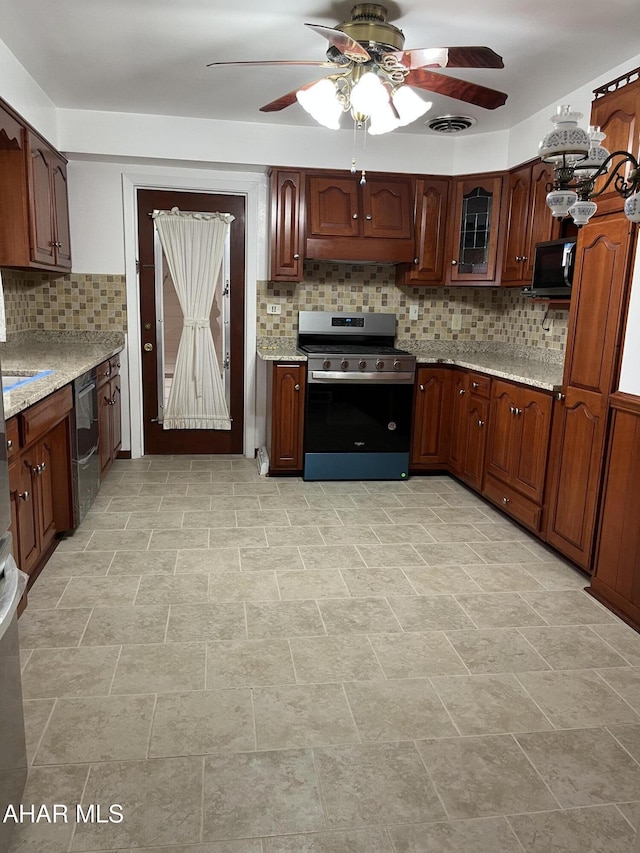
[598,667,640,711]
[401,566,482,595]
[369,632,468,678]
[208,571,280,602]
[34,694,155,764]
[267,526,325,547]
[608,723,640,762]
[139,483,188,497]
[350,495,405,511]
[166,603,246,642]
[99,481,141,497]
[516,669,640,727]
[314,742,446,827]
[320,482,368,494]
[508,805,636,853]
[149,529,209,550]
[354,544,426,569]
[467,541,544,565]
[383,508,439,525]
[395,493,449,508]
[277,570,350,600]
[290,635,384,683]
[616,800,640,829]
[420,522,489,542]
[82,605,169,646]
[417,735,558,819]
[318,598,402,635]
[389,595,473,632]
[135,573,208,605]
[431,673,553,735]
[21,646,121,699]
[518,560,588,590]
[22,698,55,764]
[239,546,304,572]
[254,683,360,749]
[176,548,240,573]
[126,511,184,529]
[299,545,366,570]
[264,828,393,853]
[212,495,261,510]
[341,566,416,596]
[521,589,616,625]
[462,563,546,592]
[305,494,359,509]
[182,510,237,528]
[86,529,151,552]
[388,817,522,853]
[516,727,640,807]
[57,576,140,608]
[206,638,296,688]
[246,600,326,638]
[345,678,457,741]
[8,764,89,853]
[232,482,280,496]
[318,525,379,546]
[287,508,342,526]
[336,509,394,526]
[55,530,94,553]
[470,521,536,541]
[202,749,325,840]
[369,524,435,544]
[71,756,203,850]
[431,507,494,525]
[80,511,129,530]
[518,625,629,670]
[209,527,268,548]
[42,551,114,578]
[107,497,162,512]
[18,608,92,649]
[149,689,255,757]
[445,628,550,674]
[111,642,206,694]
[167,471,214,483]
[161,496,213,511]
[592,623,640,666]
[454,593,546,628]
[412,542,486,566]
[108,550,178,575]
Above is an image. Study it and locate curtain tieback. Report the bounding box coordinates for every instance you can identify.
[184,317,209,329]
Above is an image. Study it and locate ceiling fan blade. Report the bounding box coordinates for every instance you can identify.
[392,46,504,70]
[207,59,330,68]
[405,68,508,110]
[260,79,324,113]
[304,23,371,62]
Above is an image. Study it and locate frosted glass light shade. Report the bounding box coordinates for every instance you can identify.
[391,86,432,126]
[350,72,389,116]
[546,189,578,219]
[539,105,590,165]
[368,101,401,135]
[296,79,342,129]
[568,199,597,226]
[572,126,610,178]
[624,191,640,222]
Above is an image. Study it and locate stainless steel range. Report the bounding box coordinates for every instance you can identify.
[298,311,416,480]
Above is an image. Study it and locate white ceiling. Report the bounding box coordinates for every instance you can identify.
[1,0,639,136]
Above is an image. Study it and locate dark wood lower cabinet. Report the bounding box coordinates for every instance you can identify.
[590,393,640,626]
[98,356,122,478]
[447,371,490,490]
[266,362,306,474]
[410,368,451,468]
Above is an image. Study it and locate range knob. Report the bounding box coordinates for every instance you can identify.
[375,359,385,370]
[358,360,367,370]
[393,360,402,371]
[341,359,349,370]
[322,359,331,370]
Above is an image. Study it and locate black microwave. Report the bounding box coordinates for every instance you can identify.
[522,237,577,298]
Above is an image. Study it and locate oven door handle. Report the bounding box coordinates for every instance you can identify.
[310,371,415,383]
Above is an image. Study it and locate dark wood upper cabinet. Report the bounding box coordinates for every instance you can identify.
[500,161,559,286]
[0,99,72,272]
[360,177,413,239]
[446,173,504,284]
[308,175,361,238]
[269,168,305,282]
[396,177,450,285]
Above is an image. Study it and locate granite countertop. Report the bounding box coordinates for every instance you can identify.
[257,337,564,391]
[0,330,126,418]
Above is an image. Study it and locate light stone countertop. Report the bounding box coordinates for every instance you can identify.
[0,330,125,418]
[257,336,564,392]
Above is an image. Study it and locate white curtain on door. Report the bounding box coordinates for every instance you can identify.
[152,207,234,430]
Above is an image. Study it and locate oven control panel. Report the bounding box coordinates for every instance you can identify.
[331,317,365,327]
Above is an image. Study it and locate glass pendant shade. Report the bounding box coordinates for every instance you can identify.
[572,126,610,178]
[368,100,401,135]
[568,199,598,226]
[296,79,342,130]
[350,71,389,116]
[539,105,590,165]
[546,189,578,219]
[391,86,432,126]
[624,190,640,223]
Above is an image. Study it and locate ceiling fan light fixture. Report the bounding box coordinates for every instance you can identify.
[391,86,432,126]
[349,71,389,116]
[296,78,342,129]
[368,99,401,135]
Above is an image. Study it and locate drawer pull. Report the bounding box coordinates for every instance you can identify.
[294,384,300,392]
[471,381,479,390]
[365,214,372,220]
[458,388,465,395]
[478,419,485,427]
[502,496,510,504]
[18,491,29,501]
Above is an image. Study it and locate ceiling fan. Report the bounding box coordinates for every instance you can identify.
[207,4,507,133]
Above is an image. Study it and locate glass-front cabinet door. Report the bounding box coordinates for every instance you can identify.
[448,174,504,283]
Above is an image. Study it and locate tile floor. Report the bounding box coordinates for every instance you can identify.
[11,455,640,852]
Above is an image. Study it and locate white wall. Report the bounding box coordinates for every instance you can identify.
[619,242,640,395]
[0,37,57,142]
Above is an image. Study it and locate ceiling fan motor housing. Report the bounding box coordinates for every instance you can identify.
[330,3,405,61]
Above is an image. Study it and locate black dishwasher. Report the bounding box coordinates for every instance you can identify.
[72,369,100,526]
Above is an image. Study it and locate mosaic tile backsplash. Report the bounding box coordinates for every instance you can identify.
[258,261,569,352]
[1,270,127,334]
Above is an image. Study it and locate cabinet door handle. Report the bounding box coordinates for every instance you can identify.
[419,384,425,392]
[502,496,510,504]
[451,260,458,266]
[352,213,358,219]
[471,381,479,390]
[365,214,372,220]
[458,388,465,395]
[514,407,522,416]
[413,258,419,264]
[509,405,516,414]
[522,256,528,262]
[294,384,300,391]
[6,439,12,451]
[293,253,300,259]
[556,391,565,402]
[18,491,29,501]
[478,419,485,427]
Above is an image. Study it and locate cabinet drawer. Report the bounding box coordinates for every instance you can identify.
[468,373,491,398]
[6,417,19,460]
[97,358,112,387]
[483,474,542,533]
[110,355,121,376]
[21,385,72,446]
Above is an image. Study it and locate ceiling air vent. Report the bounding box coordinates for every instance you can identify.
[426,115,476,133]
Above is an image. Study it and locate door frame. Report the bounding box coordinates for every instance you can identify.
[122,168,268,459]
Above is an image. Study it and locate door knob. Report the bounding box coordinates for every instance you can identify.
[144,343,154,352]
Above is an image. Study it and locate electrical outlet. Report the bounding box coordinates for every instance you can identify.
[451,314,462,331]
[409,305,420,320]
[266,304,281,315]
